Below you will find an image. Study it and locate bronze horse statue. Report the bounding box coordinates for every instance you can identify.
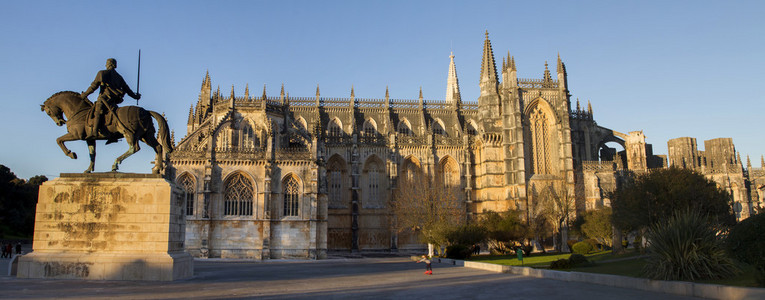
[41,91,173,174]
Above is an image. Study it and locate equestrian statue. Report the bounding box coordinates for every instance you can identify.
[41,57,173,174]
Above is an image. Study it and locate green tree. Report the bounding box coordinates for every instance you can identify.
[725,213,765,286]
[391,171,465,256]
[478,210,529,254]
[0,165,47,237]
[611,167,735,234]
[581,207,613,248]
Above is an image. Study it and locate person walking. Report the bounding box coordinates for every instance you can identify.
[417,255,432,275]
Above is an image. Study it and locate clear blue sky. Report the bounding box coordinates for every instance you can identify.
[1,0,763,179]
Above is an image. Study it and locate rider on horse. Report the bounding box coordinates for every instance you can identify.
[81,58,140,143]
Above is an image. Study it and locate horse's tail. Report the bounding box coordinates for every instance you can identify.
[149,111,173,155]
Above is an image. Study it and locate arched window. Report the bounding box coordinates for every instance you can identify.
[217,128,230,149]
[296,117,308,132]
[330,170,343,205]
[397,120,412,136]
[178,173,195,216]
[363,119,377,136]
[283,176,300,217]
[367,162,380,207]
[241,123,258,148]
[231,126,239,148]
[224,173,253,216]
[433,121,445,136]
[440,158,459,188]
[530,106,551,175]
[328,119,343,137]
[328,156,347,209]
[401,157,421,182]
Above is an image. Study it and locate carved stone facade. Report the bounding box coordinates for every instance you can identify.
[168,32,756,259]
[667,137,764,220]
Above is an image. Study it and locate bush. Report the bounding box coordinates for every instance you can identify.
[584,238,601,251]
[549,258,571,269]
[572,241,594,254]
[642,208,739,281]
[445,224,487,246]
[726,213,765,286]
[445,244,472,260]
[568,254,589,267]
[566,239,578,251]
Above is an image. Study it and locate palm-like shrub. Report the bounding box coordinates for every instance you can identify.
[642,208,739,281]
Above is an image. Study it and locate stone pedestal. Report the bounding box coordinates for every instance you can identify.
[17,173,193,281]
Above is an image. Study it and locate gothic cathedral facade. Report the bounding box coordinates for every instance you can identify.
[169,33,683,259]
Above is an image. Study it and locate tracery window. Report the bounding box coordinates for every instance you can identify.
[441,159,458,188]
[231,126,239,148]
[283,176,300,217]
[433,121,445,136]
[530,106,551,175]
[328,119,343,137]
[330,170,343,207]
[397,120,412,136]
[363,119,377,136]
[241,123,257,148]
[224,173,253,216]
[178,174,195,216]
[367,163,380,207]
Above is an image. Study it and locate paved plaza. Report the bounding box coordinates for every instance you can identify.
[1,256,701,299]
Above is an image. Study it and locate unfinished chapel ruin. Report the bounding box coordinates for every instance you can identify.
[169,33,765,259]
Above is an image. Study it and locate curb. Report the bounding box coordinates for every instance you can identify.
[434,258,764,300]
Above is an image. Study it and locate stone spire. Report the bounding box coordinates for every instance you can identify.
[576,98,581,111]
[747,155,752,169]
[543,61,553,83]
[261,84,267,101]
[244,84,249,100]
[418,86,424,108]
[349,85,356,108]
[229,85,236,110]
[385,86,390,108]
[761,155,764,168]
[479,31,499,96]
[280,83,285,104]
[557,53,567,90]
[587,100,593,115]
[187,104,194,126]
[445,52,461,105]
[315,84,321,106]
[200,70,211,106]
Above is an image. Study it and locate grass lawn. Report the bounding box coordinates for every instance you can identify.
[472,250,761,287]
[468,250,620,267]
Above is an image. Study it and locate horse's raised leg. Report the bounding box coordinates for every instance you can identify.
[85,139,96,173]
[112,135,139,172]
[56,132,79,160]
[141,134,163,174]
